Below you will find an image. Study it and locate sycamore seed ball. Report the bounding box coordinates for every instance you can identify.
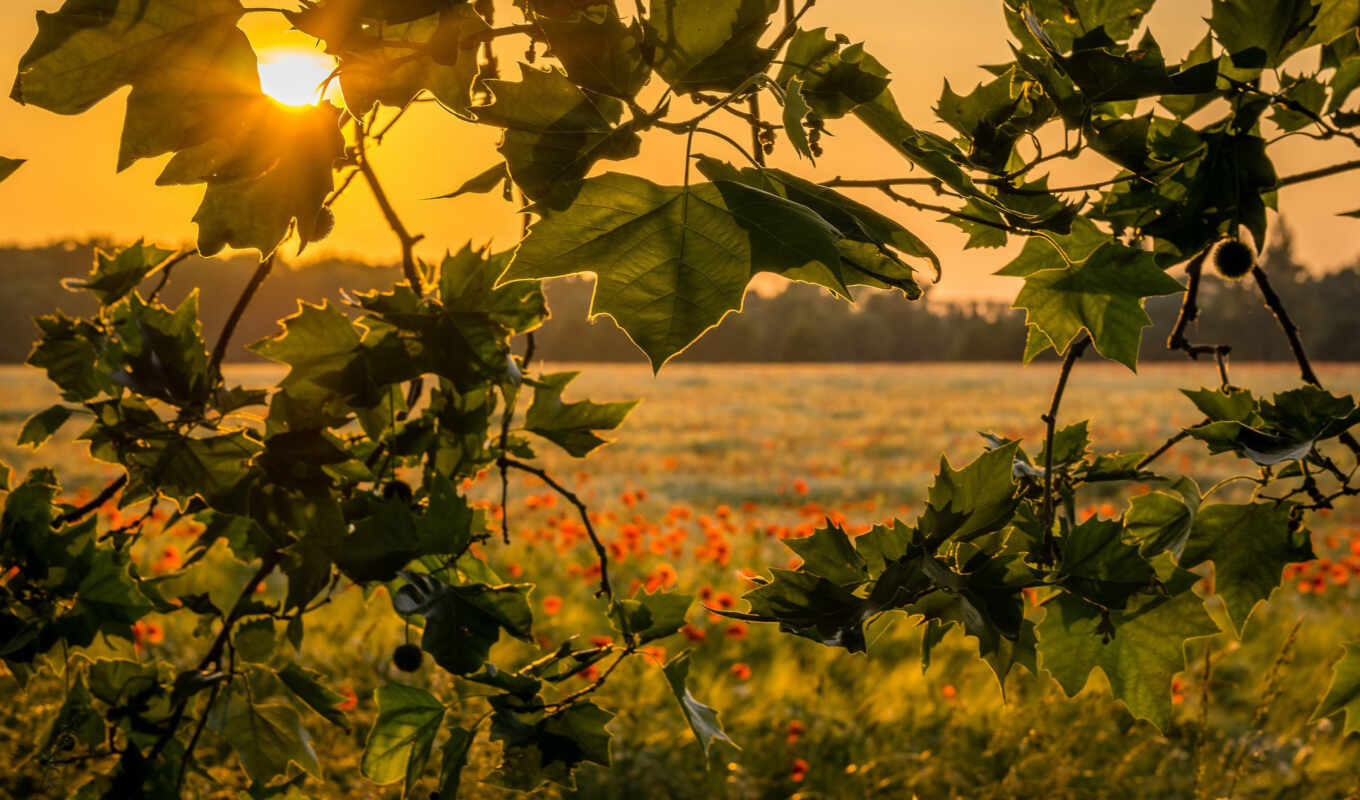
[393,643,423,672]
[1213,239,1255,280]
[313,207,336,241]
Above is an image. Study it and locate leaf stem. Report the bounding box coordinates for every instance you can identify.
[355,121,426,296]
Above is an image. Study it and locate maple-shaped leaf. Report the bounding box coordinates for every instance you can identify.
[220,694,323,785]
[488,701,613,790]
[917,442,1021,548]
[438,244,547,335]
[1012,242,1184,370]
[530,1,651,98]
[500,171,845,370]
[476,66,642,206]
[644,0,779,93]
[1179,502,1312,636]
[158,102,345,257]
[61,240,176,306]
[1037,570,1218,731]
[524,372,638,457]
[1058,517,1156,610]
[315,3,488,116]
[775,28,892,119]
[1210,0,1320,69]
[1312,642,1360,736]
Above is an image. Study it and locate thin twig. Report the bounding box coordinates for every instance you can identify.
[1278,158,1360,187]
[51,475,127,528]
[355,121,426,296]
[148,250,196,303]
[208,255,275,383]
[501,458,612,600]
[1040,335,1091,563]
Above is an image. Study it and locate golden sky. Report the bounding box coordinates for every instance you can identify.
[1,1,1358,301]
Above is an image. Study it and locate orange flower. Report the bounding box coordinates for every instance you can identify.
[542,595,563,615]
[682,624,706,642]
[144,621,164,644]
[941,684,957,701]
[730,662,751,680]
[640,645,666,666]
[507,563,523,578]
[791,757,809,782]
[793,479,809,496]
[589,635,614,648]
[786,719,805,744]
[337,687,358,712]
[576,664,600,681]
[724,623,748,640]
[714,592,737,610]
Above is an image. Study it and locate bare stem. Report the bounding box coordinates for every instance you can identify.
[209,255,275,383]
[1041,335,1091,563]
[355,122,426,296]
[501,458,612,601]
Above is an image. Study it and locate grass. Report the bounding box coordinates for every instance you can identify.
[2,362,1359,799]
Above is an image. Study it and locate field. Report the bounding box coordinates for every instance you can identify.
[4,362,1360,799]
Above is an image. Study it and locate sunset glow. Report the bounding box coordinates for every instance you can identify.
[256,49,336,107]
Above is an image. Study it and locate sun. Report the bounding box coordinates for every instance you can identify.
[256,49,337,107]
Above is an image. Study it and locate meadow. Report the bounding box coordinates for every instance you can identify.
[3,362,1359,799]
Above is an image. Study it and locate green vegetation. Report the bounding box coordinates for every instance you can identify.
[3,0,1360,797]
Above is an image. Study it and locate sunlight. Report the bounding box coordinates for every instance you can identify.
[256,49,336,107]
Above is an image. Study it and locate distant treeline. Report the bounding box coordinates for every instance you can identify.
[3,226,1358,364]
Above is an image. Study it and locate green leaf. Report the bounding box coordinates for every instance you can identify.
[1008,0,1157,52]
[525,372,638,457]
[775,28,892,119]
[610,591,692,643]
[362,683,445,794]
[1013,242,1185,370]
[436,725,475,799]
[1058,517,1156,609]
[233,618,275,663]
[1210,0,1321,68]
[501,172,846,369]
[662,651,735,755]
[786,523,869,586]
[18,404,74,448]
[1122,478,1202,560]
[432,162,510,201]
[418,582,534,675]
[62,240,176,306]
[221,695,322,785]
[1179,503,1311,636]
[0,157,25,183]
[1312,642,1360,736]
[532,3,651,98]
[324,5,488,116]
[489,701,614,790]
[39,674,105,762]
[277,662,350,729]
[782,76,815,160]
[28,313,117,401]
[918,443,1021,547]
[110,293,212,407]
[1037,570,1219,731]
[644,0,778,93]
[11,0,246,115]
[439,244,548,335]
[476,66,642,206]
[336,479,475,582]
[160,103,345,257]
[76,550,153,625]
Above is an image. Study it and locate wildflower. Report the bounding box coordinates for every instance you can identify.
[730,662,751,680]
[793,479,809,496]
[714,592,737,610]
[791,757,809,782]
[724,623,748,640]
[543,595,563,615]
[589,635,614,648]
[786,719,805,744]
[576,664,600,681]
[941,684,957,701]
[507,562,523,578]
[337,687,358,712]
[144,621,164,644]
[682,624,706,642]
[640,645,666,666]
